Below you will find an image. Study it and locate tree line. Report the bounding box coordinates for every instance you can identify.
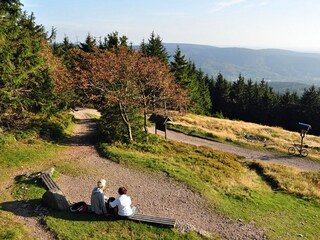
[2,0,320,143]
[0,0,74,131]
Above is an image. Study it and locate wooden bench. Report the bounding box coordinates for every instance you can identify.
[40,168,61,191]
[39,168,176,227]
[128,213,176,228]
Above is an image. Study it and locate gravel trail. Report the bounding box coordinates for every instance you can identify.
[4,108,319,239]
[151,127,320,171]
[56,108,266,239]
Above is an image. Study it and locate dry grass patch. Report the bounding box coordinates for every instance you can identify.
[169,112,320,158]
[247,161,320,200]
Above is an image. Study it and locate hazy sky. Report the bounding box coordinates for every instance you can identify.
[21,0,320,52]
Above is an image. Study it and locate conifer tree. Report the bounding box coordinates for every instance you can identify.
[52,36,76,69]
[230,74,246,118]
[0,0,64,128]
[79,34,96,52]
[299,86,320,133]
[170,46,190,88]
[186,69,210,115]
[275,90,299,130]
[210,73,231,116]
[140,31,169,64]
[99,31,128,50]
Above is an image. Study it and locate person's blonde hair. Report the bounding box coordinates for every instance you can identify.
[97,179,106,189]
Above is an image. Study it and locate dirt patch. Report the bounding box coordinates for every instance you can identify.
[55,108,266,239]
[1,108,267,239]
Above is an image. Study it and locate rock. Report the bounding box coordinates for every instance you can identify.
[42,189,69,211]
[41,167,55,177]
[198,230,212,238]
[175,223,197,233]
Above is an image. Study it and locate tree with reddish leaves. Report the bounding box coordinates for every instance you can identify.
[133,53,182,133]
[72,46,187,142]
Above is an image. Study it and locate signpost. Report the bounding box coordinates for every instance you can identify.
[288,122,311,157]
[298,122,311,149]
[149,113,171,139]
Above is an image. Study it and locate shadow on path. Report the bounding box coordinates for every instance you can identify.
[68,118,98,146]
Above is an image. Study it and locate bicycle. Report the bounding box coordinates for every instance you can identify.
[288,143,308,157]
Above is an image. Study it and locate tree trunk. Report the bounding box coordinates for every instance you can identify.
[118,102,134,142]
[143,97,148,133]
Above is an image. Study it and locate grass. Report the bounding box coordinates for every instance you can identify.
[167,112,320,159]
[0,139,67,240]
[5,172,212,240]
[100,135,320,239]
[43,212,213,240]
[0,214,32,240]
[0,112,72,240]
[0,112,208,240]
[2,109,320,239]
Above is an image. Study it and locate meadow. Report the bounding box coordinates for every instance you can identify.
[167,112,320,159]
[0,112,320,239]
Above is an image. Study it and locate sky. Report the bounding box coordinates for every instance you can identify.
[21,0,320,52]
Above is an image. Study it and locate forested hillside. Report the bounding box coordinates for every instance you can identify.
[164,43,320,86]
[0,0,74,133]
[2,0,320,141]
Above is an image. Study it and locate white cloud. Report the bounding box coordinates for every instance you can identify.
[209,0,247,13]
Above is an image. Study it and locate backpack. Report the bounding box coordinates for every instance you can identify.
[70,201,88,213]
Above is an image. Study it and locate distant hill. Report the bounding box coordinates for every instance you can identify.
[164,43,320,93]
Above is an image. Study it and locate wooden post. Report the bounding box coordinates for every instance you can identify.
[165,123,167,139]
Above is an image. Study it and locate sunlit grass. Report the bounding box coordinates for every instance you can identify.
[43,212,211,240]
[0,212,32,240]
[100,135,320,239]
[168,112,320,159]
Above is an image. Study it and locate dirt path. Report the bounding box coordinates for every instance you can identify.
[55,108,266,239]
[151,127,320,171]
[4,108,319,239]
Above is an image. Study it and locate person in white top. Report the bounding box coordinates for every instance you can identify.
[90,179,109,216]
[109,187,137,217]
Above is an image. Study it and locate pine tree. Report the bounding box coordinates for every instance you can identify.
[299,86,320,133]
[99,31,128,50]
[230,74,246,118]
[0,0,57,128]
[140,32,169,64]
[52,36,76,69]
[275,90,299,130]
[170,46,190,88]
[186,69,209,115]
[210,73,231,116]
[79,34,96,52]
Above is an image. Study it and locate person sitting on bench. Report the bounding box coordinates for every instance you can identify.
[109,187,137,217]
[91,179,109,216]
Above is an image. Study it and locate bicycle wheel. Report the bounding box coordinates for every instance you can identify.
[288,147,295,155]
[301,149,308,157]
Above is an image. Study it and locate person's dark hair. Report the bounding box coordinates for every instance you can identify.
[118,187,127,195]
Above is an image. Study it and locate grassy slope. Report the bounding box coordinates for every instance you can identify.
[0,139,68,240]
[0,116,207,240]
[1,111,320,239]
[100,134,320,240]
[167,112,320,159]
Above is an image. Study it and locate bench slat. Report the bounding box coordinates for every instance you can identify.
[129,214,175,222]
[41,173,60,191]
[128,214,176,227]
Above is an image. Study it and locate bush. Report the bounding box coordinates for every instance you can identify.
[97,106,145,143]
[32,112,74,142]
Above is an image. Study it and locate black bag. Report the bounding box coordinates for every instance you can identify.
[106,197,116,214]
[70,201,88,213]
